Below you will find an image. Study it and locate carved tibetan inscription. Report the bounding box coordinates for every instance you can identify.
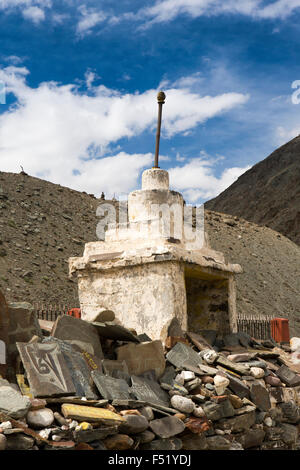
[16,342,76,398]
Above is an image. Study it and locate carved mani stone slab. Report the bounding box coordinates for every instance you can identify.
[52,315,103,359]
[117,341,165,379]
[16,342,76,398]
[130,375,170,408]
[91,371,132,401]
[166,342,201,370]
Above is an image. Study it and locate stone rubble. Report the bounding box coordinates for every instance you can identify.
[1,299,300,451]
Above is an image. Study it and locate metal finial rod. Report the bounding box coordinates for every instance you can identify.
[154,91,166,168]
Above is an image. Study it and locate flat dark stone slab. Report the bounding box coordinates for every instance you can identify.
[73,425,118,443]
[52,315,103,359]
[166,342,201,369]
[91,371,132,401]
[250,383,271,412]
[130,375,170,408]
[92,322,140,343]
[275,365,300,387]
[16,342,76,398]
[102,359,129,376]
[149,416,185,438]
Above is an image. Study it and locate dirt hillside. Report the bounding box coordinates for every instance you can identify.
[0,171,300,335]
[206,135,300,246]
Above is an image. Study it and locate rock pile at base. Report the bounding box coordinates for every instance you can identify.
[1,311,300,451]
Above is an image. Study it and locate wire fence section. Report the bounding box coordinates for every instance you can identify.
[34,303,77,322]
[237,314,273,340]
[34,304,274,341]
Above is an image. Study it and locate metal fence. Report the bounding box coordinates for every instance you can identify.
[33,303,78,322]
[237,314,273,340]
[34,304,274,341]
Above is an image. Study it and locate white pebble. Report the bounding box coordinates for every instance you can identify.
[250,367,265,379]
[193,406,205,418]
[0,421,12,430]
[170,395,195,414]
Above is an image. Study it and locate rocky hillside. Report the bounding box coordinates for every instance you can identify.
[0,171,300,335]
[206,135,300,246]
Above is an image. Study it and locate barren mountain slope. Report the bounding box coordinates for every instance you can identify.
[206,135,300,245]
[0,171,299,335]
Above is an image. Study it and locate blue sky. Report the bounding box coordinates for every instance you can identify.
[1,0,300,202]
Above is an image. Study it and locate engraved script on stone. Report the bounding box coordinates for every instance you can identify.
[16,342,76,398]
[91,371,131,401]
[130,375,170,407]
[166,342,202,370]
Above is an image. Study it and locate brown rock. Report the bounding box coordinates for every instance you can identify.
[117,340,165,379]
[174,413,186,421]
[185,416,211,434]
[235,428,265,449]
[181,433,208,450]
[265,375,282,387]
[120,409,141,416]
[228,394,244,409]
[75,442,94,450]
[29,398,47,410]
[201,376,214,384]
[104,434,134,450]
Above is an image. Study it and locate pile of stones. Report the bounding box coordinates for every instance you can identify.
[1,300,300,450]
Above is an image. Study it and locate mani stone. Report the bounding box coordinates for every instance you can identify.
[91,371,131,401]
[92,321,140,343]
[218,410,256,433]
[216,356,250,375]
[275,365,300,387]
[149,416,185,438]
[7,302,42,377]
[17,341,76,398]
[43,337,98,400]
[52,315,103,359]
[227,373,251,399]
[130,375,170,408]
[119,414,149,434]
[202,400,235,421]
[0,385,31,419]
[0,290,9,379]
[117,340,165,379]
[102,359,129,376]
[61,404,124,424]
[166,342,201,370]
[250,383,271,412]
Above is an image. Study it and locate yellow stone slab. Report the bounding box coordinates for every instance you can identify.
[61,404,124,423]
[16,374,33,398]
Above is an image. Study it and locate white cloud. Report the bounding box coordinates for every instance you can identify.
[138,0,300,25]
[76,5,106,36]
[22,5,45,23]
[0,66,248,197]
[169,157,250,201]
